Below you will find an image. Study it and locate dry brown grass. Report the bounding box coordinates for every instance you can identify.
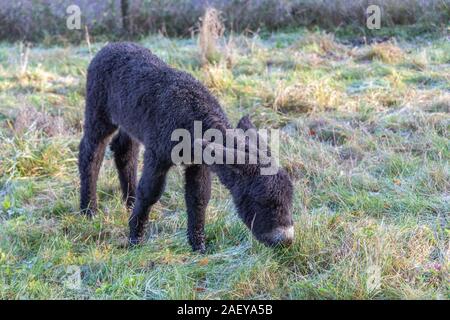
[201,62,234,94]
[13,106,66,137]
[198,7,225,65]
[18,42,30,76]
[356,42,405,64]
[273,80,346,113]
[293,31,349,57]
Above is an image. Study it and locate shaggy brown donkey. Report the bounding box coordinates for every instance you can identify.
[79,43,294,252]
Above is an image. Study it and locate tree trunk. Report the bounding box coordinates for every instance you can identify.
[121,0,130,34]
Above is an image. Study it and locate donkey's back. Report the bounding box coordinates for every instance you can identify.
[86,42,225,144]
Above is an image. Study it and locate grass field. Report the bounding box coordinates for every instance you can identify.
[0,28,449,299]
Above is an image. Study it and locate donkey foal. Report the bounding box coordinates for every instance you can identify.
[79,43,294,252]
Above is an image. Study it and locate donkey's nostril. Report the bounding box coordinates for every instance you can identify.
[281,237,293,246]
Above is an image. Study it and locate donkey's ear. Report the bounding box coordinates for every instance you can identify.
[194,139,257,174]
[237,115,255,130]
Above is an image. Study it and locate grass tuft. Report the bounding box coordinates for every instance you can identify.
[356,42,406,64]
[198,7,225,65]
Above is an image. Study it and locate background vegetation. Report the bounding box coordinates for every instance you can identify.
[0,2,449,299]
[0,0,450,43]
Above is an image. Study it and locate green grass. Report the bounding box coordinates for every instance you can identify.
[0,29,449,299]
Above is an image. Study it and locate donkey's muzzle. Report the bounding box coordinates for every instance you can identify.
[259,225,294,247]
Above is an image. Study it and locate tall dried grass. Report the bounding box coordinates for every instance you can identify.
[198,7,224,65]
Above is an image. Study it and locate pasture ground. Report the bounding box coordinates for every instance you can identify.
[0,28,448,299]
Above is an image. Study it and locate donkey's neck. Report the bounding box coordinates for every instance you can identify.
[194,100,243,191]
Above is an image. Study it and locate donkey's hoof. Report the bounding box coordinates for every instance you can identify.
[192,242,206,254]
[128,237,142,248]
[80,208,96,218]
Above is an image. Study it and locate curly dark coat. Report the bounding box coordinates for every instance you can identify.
[79,42,294,252]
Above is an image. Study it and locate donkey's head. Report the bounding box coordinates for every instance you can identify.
[231,164,294,247]
[200,116,294,247]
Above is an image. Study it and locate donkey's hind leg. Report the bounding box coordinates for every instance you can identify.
[78,117,116,216]
[110,130,140,208]
[129,151,171,245]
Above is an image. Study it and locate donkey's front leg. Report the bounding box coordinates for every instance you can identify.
[185,165,211,253]
[129,152,170,245]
